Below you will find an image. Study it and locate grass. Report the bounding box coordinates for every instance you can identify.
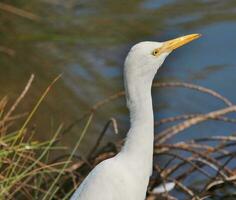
[1,74,236,200]
[0,74,73,199]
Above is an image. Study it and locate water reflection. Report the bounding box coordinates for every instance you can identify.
[1,0,236,155]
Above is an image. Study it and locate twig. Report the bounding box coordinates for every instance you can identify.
[0,75,34,137]
[2,74,34,123]
[206,175,236,191]
[155,114,236,126]
[0,3,40,21]
[156,106,236,144]
[155,143,233,176]
[153,82,233,106]
[0,46,15,56]
[88,118,118,159]
[0,96,8,112]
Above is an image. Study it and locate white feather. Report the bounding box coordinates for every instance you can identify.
[152,182,176,194]
[70,42,168,200]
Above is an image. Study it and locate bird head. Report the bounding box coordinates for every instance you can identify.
[124,34,201,83]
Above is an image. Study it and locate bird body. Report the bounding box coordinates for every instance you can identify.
[71,97,154,200]
[71,155,149,200]
[70,34,201,200]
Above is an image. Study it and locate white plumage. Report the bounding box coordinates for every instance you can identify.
[70,34,201,200]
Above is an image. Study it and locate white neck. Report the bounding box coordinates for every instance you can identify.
[120,74,154,176]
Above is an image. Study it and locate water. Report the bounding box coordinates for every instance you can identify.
[1,0,236,155]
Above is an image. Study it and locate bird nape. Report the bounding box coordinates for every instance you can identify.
[70,34,201,200]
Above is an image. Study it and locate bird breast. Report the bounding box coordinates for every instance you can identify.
[70,156,148,200]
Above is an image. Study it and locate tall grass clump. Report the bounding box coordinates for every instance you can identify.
[0,74,74,200]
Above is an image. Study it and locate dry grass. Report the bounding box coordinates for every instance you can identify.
[1,75,236,200]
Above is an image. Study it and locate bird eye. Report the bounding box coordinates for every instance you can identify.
[152,49,160,56]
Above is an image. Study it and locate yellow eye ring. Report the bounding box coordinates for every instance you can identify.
[152,49,160,56]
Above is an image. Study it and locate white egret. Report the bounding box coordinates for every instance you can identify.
[70,34,201,200]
